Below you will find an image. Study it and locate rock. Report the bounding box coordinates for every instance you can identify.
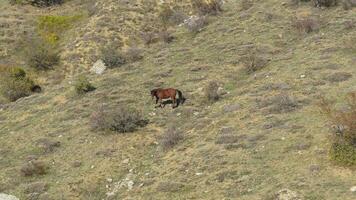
[90,59,107,75]
[0,194,19,200]
[275,189,300,200]
[350,186,356,192]
[223,104,241,113]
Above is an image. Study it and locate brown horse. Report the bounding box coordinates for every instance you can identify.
[150,88,185,108]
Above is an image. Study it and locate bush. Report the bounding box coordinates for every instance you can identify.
[12,0,64,7]
[183,15,208,33]
[204,81,219,103]
[312,0,338,7]
[292,16,319,34]
[160,126,184,151]
[0,67,35,102]
[74,76,96,95]
[20,160,48,177]
[24,38,60,70]
[240,47,269,74]
[90,105,148,133]
[100,46,126,68]
[319,93,356,166]
[191,0,223,15]
[124,47,143,62]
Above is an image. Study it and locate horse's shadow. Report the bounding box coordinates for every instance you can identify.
[157,98,186,108]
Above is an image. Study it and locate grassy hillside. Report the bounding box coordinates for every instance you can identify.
[0,0,355,199]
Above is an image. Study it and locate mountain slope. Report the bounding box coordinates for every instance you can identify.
[0,0,355,199]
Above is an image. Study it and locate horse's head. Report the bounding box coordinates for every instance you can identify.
[150,89,157,99]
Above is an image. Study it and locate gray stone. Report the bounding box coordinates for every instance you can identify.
[90,59,107,75]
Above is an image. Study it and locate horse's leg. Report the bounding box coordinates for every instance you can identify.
[159,98,164,108]
[155,98,161,108]
[172,96,176,108]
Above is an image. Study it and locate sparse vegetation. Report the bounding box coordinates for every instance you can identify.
[204,81,220,103]
[0,67,35,102]
[160,126,184,151]
[319,93,356,166]
[90,105,148,133]
[74,75,96,95]
[100,45,126,68]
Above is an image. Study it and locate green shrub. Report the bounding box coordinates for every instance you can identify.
[37,15,83,44]
[74,76,95,95]
[100,46,126,68]
[0,67,35,102]
[90,106,148,133]
[320,93,356,166]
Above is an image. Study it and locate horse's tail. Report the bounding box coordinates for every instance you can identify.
[177,90,185,105]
